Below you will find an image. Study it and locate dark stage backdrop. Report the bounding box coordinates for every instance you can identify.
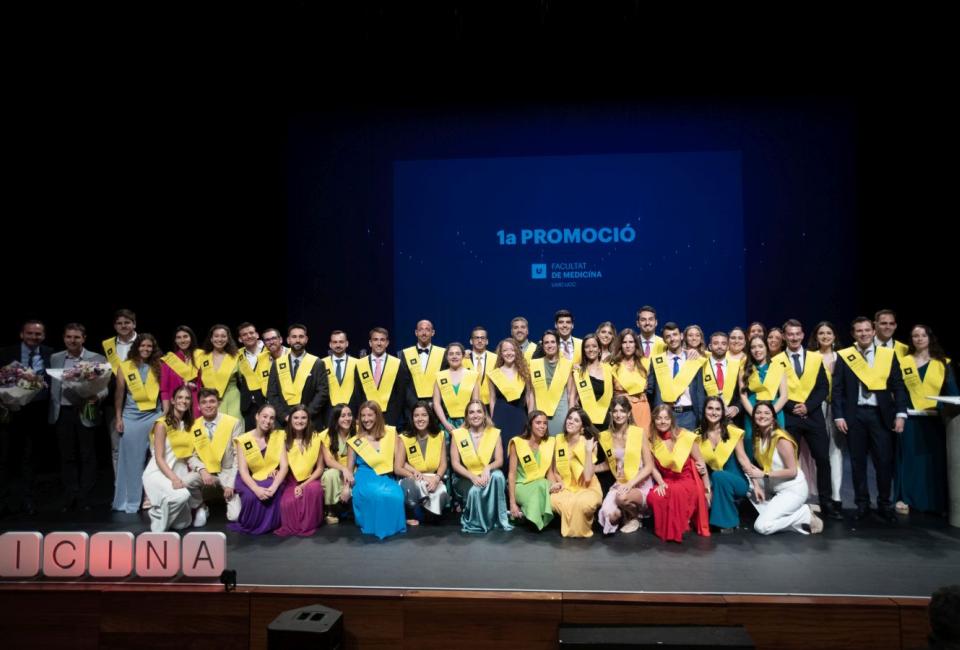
[287,99,864,352]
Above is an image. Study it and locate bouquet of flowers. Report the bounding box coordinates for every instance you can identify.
[46,361,112,420]
[0,361,48,411]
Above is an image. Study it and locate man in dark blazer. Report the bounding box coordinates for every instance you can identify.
[646,322,706,431]
[782,319,840,520]
[1,320,53,516]
[831,316,909,523]
[353,327,411,428]
[266,324,329,431]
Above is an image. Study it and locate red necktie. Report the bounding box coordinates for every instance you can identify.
[715,361,724,391]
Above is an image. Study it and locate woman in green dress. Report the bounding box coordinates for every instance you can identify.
[507,410,556,530]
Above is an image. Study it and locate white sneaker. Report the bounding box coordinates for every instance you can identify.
[193,505,209,528]
[807,505,823,534]
[620,518,641,534]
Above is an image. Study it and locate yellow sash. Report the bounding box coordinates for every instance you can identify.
[699,425,744,471]
[274,353,318,405]
[755,429,798,474]
[120,359,159,412]
[612,361,646,395]
[322,356,358,406]
[598,425,644,483]
[400,433,444,473]
[838,346,895,391]
[437,369,478,418]
[195,351,239,400]
[287,432,325,481]
[452,427,499,475]
[509,436,555,483]
[639,336,667,372]
[150,417,195,459]
[162,352,198,383]
[236,430,285,481]
[702,356,742,406]
[357,355,401,410]
[529,357,573,417]
[403,345,446,399]
[746,358,788,400]
[554,435,593,489]
[652,429,698,473]
[785,350,823,404]
[191,414,239,473]
[348,426,397,475]
[237,350,273,397]
[487,366,526,402]
[900,356,946,411]
[891,340,909,360]
[102,337,124,374]
[651,354,705,403]
[318,428,350,467]
[463,351,498,405]
[522,343,537,361]
[576,365,614,424]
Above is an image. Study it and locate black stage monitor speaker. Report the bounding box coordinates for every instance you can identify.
[267,604,343,650]
[559,625,755,649]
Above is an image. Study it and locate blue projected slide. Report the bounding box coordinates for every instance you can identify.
[394,153,745,344]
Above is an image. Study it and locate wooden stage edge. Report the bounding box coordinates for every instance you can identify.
[0,583,933,650]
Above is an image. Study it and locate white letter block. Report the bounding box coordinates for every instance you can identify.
[43,532,89,578]
[0,532,42,577]
[135,532,180,578]
[89,532,135,578]
[182,532,226,578]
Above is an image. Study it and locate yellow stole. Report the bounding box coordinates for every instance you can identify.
[702,356,742,406]
[348,426,398,475]
[287,432,325,481]
[755,429,798,474]
[236,430,285,481]
[463,350,498,405]
[529,357,573,417]
[554,435,592,490]
[120,359,159,411]
[322,356,358,406]
[598,425,644,483]
[487,366,526,402]
[639,336,667,372]
[612,361,647,395]
[838,346,895,391]
[652,429,698,473]
[890,340,909,360]
[785,350,823,403]
[576,365,614,425]
[237,350,273,397]
[274,353,318,405]
[195,351,239,400]
[650,354,705,403]
[102,337,125,374]
[357,355,401,410]
[191,414,239,473]
[900,356,946,411]
[403,345,446,399]
[510,436,555,483]
[452,427,499,475]
[161,351,198,382]
[746,358,788,400]
[699,425,744,471]
[437,368,478,418]
[318,428,350,467]
[400,433,444,473]
[522,343,537,361]
[150,417,195,459]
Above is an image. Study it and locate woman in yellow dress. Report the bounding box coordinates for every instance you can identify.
[609,328,651,433]
[549,407,603,537]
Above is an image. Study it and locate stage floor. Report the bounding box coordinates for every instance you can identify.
[2,505,957,598]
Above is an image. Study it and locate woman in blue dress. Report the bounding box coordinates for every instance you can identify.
[347,400,406,539]
[487,337,534,455]
[112,334,164,513]
[738,336,788,462]
[696,395,755,531]
[895,325,958,515]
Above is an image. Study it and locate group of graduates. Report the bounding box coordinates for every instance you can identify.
[3,305,954,543]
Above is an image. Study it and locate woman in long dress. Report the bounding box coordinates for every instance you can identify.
[573,334,614,432]
[450,399,512,533]
[488,337,534,454]
[348,400,406,539]
[738,336,788,462]
[195,324,242,420]
[433,342,480,436]
[229,403,287,535]
[597,395,655,535]
[160,325,201,417]
[276,404,326,537]
[507,410,556,531]
[697,395,754,531]
[395,401,450,525]
[529,330,576,436]
[549,408,603,537]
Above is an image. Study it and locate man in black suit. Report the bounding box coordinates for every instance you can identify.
[354,327,411,427]
[646,322,707,431]
[265,324,329,431]
[831,316,909,523]
[782,319,840,520]
[1,320,53,516]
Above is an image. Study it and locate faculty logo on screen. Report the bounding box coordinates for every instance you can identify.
[531,263,547,279]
